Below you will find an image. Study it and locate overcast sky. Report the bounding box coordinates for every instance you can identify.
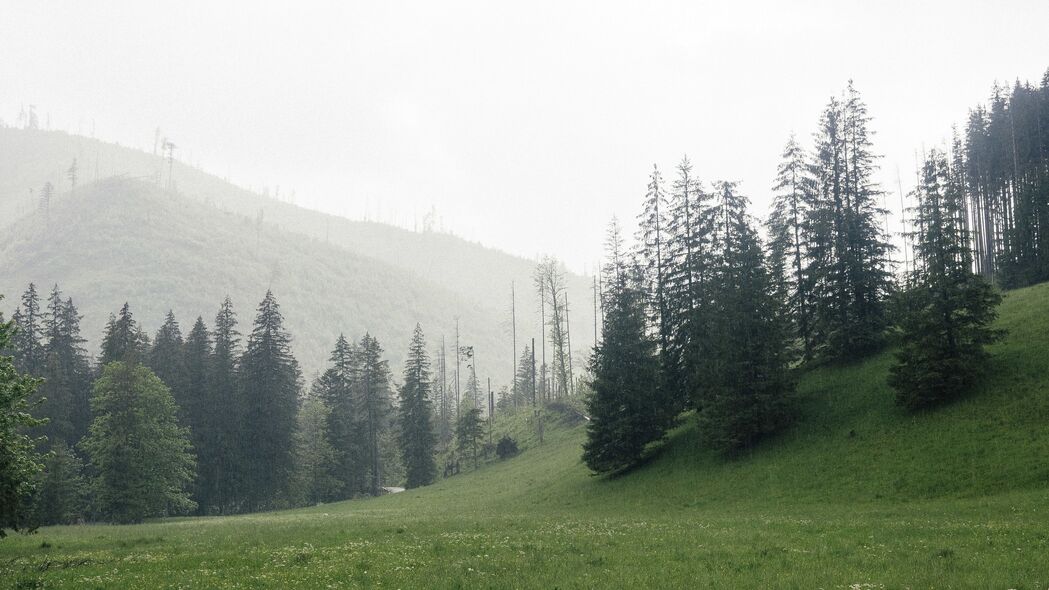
[3,1,1047,272]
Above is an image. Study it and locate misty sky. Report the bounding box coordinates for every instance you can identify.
[3,1,1047,272]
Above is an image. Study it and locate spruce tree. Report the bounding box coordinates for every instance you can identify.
[100,303,149,365]
[182,317,215,512]
[356,333,392,496]
[82,362,196,524]
[583,225,664,473]
[0,299,46,537]
[149,311,186,395]
[315,334,364,497]
[455,406,484,469]
[289,396,341,506]
[209,297,242,512]
[11,283,45,376]
[889,150,1004,409]
[37,286,92,445]
[237,291,301,511]
[767,135,815,358]
[398,325,437,488]
[693,183,794,453]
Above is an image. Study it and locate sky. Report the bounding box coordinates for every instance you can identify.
[3,1,1047,272]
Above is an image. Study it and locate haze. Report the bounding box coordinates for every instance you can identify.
[3,0,1047,271]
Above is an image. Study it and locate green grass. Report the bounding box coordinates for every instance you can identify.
[4,283,1049,588]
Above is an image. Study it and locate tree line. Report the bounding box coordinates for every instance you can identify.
[584,77,1025,472]
[0,288,447,527]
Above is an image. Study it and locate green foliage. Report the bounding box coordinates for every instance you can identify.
[495,434,518,459]
[99,303,149,365]
[0,297,46,537]
[288,396,342,506]
[397,325,437,489]
[888,150,1005,409]
[692,183,794,453]
[456,406,484,469]
[237,291,301,511]
[31,441,86,526]
[582,239,665,473]
[81,362,195,524]
[35,285,92,446]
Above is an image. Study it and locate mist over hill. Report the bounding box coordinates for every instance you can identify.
[0,127,596,380]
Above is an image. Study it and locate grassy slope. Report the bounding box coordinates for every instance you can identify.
[3,283,1049,588]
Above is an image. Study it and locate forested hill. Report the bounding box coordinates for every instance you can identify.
[0,127,596,377]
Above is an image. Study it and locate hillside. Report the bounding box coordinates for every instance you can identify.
[3,281,1048,587]
[0,178,508,376]
[0,127,597,376]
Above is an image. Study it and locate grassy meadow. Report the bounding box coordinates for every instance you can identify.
[3,282,1049,588]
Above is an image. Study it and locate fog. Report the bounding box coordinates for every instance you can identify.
[3,0,1047,270]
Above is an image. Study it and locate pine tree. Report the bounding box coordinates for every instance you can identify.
[237,291,301,511]
[209,297,242,512]
[889,150,1004,409]
[398,325,437,489]
[0,298,46,537]
[315,334,364,497]
[514,344,535,407]
[767,135,815,358]
[356,333,392,496]
[805,83,893,361]
[149,311,186,396]
[693,183,794,453]
[11,283,45,376]
[182,317,215,512]
[100,303,149,365]
[36,286,92,445]
[82,362,196,524]
[582,225,664,473]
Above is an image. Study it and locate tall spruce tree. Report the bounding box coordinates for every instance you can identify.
[315,334,364,497]
[356,333,392,496]
[583,224,665,473]
[181,317,216,512]
[805,83,893,361]
[11,283,45,376]
[36,286,92,445]
[209,297,242,512]
[767,135,815,358]
[149,311,186,396]
[693,183,794,453]
[82,362,196,524]
[889,150,1004,409]
[100,303,149,365]
[237,291,301,511]
[398,325,437,488]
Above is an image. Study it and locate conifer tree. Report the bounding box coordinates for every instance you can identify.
[182,317,216,512]
[398,325,437,488]
[82,362,196,524]
[767,135,815,358]
[37,286,92,445]
[209,297,242,512]
[11,283,45,376]
[889,150,1004,409]
[583,223,664,473]
[315,334,364,497]
[149,311,186,401]
[356,333,392,496]
[693,183,794,453]
[237,291,301,511]
[100,303,149,365]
